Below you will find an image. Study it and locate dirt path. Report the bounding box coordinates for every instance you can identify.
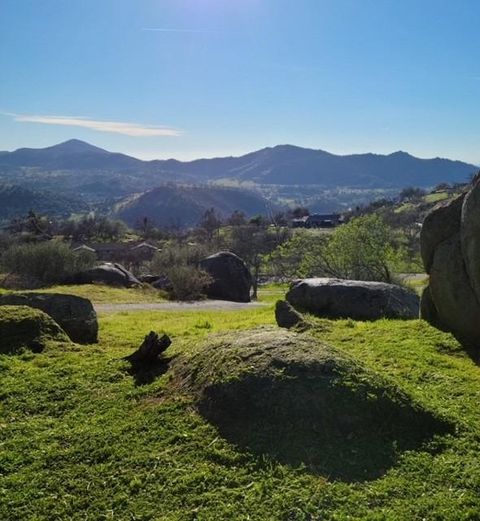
[95,300,267,313]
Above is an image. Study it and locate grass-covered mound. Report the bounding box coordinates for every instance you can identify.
[0,305,69,354]
[175,328,452,481]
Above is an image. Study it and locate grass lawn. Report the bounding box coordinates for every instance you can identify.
[1,284,167,305]
[423,191,451,204]
[2,289,480,520]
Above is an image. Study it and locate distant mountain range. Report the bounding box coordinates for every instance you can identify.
[0,139,477,226]
[0,139,476,190]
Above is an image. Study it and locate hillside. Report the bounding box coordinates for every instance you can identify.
[155,145,477,188]
[0,139,141,171]
[0,141,476,197]
[353,186,465,229]
[0,184,88,223]
[114,184,276,227]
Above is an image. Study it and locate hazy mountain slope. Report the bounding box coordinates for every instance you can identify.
[0,184,88,222]
[114,185,275,227]
[0,141,476,195]
[0,139,142,171]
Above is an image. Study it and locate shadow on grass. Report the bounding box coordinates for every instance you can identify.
[125,355,176,386]
[198,376,454,482]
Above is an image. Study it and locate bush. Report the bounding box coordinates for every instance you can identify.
[1,240,96,286]
[149,242,211,275]
[165,265,213,301]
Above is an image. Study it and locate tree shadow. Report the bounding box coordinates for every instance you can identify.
[198,376,454,482]
[125,355,176,386]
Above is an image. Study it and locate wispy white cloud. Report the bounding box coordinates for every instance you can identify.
[2,112,182,137]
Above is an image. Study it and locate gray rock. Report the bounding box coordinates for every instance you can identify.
[199,251,252,303]
[419,178,480,351]
[138,274,160,284]
[275,300,307,329]
[151,275,171,291]
[420,192,465,273]
[420,285,448,333]
[461,179,480,299]
[286,278,419,321]
[429,233,480,348]
[72,263,140,288]
[0,293,98,344]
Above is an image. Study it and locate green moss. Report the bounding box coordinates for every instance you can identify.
[174,328,451,481]
[0,305,69,353]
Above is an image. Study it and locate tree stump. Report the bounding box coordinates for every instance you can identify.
[126,331,171,364]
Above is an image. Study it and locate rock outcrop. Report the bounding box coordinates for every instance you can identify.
[286,278,419,321]
[0,305,69,354]
[0,292,98,344]
[173,328,450,480]
[420,178,480,349]
[275,300,308,329]
[199,251,251,302]
[70,263,140,288]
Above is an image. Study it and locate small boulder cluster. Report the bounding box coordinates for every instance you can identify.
[71,252,253,303]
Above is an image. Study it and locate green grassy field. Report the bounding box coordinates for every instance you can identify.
[423,191,451,204]
[0,284,168,305]
[1,286,480,520]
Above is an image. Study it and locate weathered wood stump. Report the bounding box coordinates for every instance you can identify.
[126,331,171,364]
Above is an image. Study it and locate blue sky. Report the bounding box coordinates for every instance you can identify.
[1,0,480,163]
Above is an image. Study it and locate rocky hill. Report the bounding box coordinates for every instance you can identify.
[114,184,275,227]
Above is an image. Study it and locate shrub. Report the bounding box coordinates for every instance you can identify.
[165,265,213,301]
[149,242,211,275]
[0,240,96,286]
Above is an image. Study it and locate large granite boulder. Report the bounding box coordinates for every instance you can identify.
[420,192,465,273]
[0,293,98,344]
[420,177,480,349]
[199,251,251,302]
[71,263,140,288]
[286,278,419,320]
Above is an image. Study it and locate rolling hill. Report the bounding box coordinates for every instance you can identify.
[114,185,276,227]
[0,184,88,223]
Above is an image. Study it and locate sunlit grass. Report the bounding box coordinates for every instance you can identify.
[34,283,167,304]
[2,286,480,519]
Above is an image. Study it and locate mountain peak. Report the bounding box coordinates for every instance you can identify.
[389,150,412,158]
[49,139,107,154]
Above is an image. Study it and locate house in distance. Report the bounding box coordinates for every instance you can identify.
[291,213,344,229]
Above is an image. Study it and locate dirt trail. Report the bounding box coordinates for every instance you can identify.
[95,300,267,313]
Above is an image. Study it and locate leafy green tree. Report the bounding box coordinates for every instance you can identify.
[321,214,403,282]
[227,223,290,298]
[199,208,222,243]
[268,215,405,283]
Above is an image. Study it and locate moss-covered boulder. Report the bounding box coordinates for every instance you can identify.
[0,292,98,344]
[0,305,69,354]
[174,328,451,481]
